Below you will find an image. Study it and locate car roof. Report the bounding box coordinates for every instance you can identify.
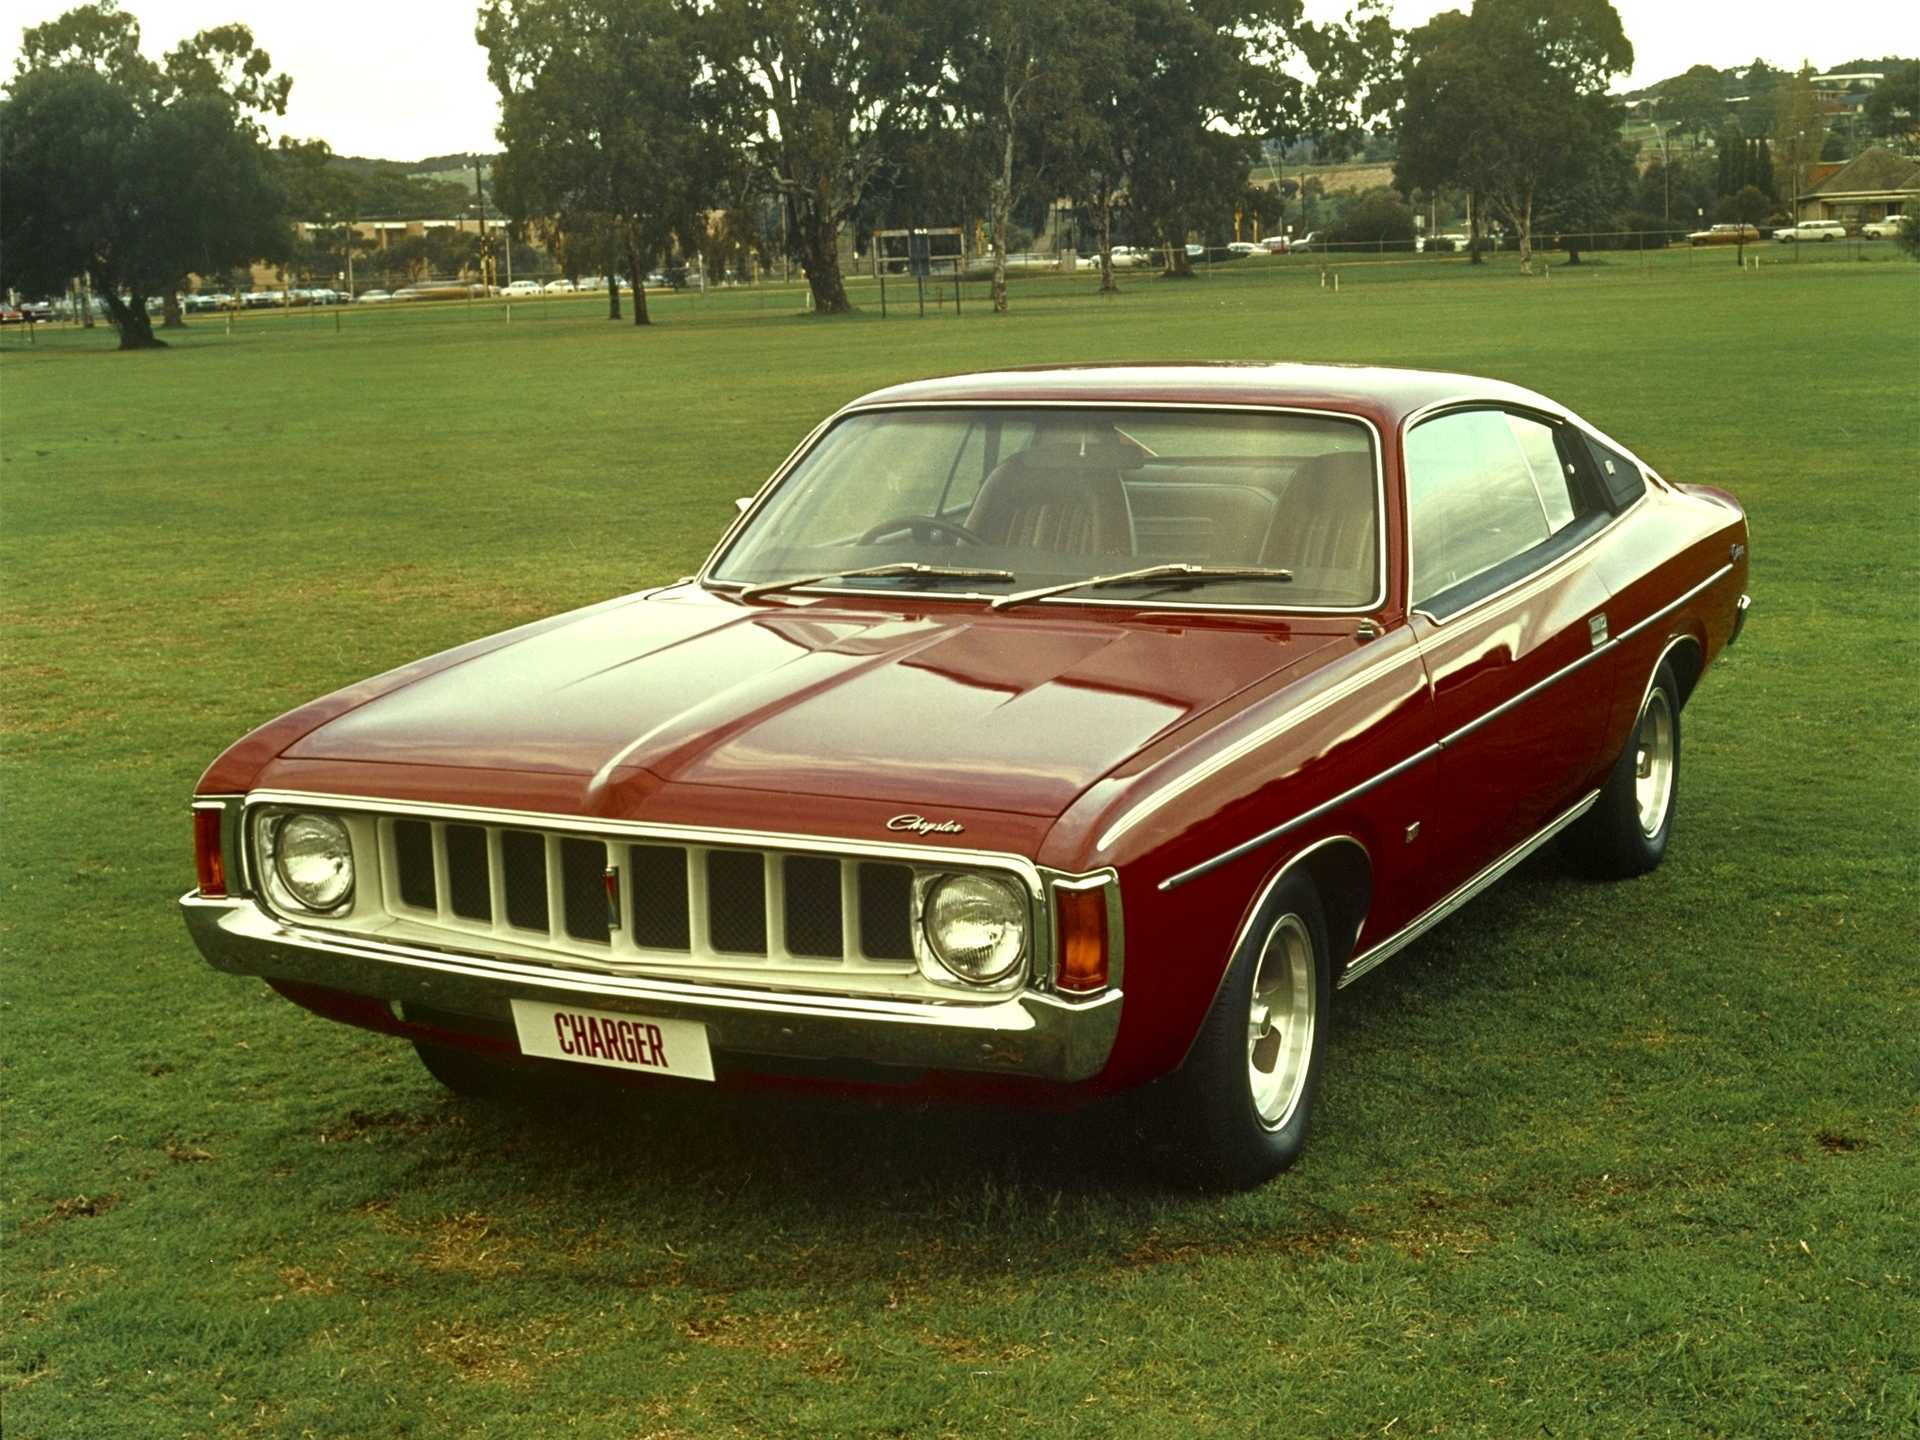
[844,363,1568,429]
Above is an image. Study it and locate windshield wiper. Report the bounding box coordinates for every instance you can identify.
[736,562,1016,601]
[989,563,1292,612]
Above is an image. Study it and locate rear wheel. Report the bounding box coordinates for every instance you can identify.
[1566,659,1681,878]
[1148,872,1331,1189]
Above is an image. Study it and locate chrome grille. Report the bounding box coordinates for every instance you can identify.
[380,817,920,973]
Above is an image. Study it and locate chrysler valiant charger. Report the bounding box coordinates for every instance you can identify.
[182,364,1750,1187]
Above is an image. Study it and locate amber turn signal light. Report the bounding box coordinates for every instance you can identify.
[193,806,227,897]
[1054,885,1109,993]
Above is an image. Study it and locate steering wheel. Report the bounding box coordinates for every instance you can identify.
[855,514,985,547]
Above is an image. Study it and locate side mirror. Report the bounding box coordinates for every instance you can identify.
[734,497,753,516]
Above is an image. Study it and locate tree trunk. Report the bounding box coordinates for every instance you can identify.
[1517,189,1534,274]
[607,272,621,321]
[1097,186,1117,294]
[101,287,165,350]
[990,75,1016,315]
[162,287,186,329]
[793,210,851,313]
[626,241,650,326]
[1163,241,1195,277]
[1468,188,1483,265]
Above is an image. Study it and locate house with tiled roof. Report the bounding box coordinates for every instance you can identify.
[1798,146,1920,225]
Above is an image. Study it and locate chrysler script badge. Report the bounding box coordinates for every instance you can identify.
[887,814,965,836]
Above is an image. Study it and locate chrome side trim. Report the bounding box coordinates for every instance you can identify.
[1100,641,1425,852]
[1174,834,1368,1071]
[1337,790,1600,987]
[1158,749,1433,891]
[1155,564,1734,890]
[699,400,1391,617]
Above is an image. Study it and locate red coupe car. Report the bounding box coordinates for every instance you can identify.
[182,364,1750,1187]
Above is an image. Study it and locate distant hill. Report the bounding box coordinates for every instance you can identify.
[1621,55,1915,101]
[327,152,499,180]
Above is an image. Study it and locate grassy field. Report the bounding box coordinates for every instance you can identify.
[3,249,1916,1438]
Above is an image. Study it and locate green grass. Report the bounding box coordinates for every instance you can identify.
[4,249,1917,1438]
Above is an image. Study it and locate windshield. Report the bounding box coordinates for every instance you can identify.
[708,406,1381,608]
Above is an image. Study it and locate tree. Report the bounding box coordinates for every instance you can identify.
[1772,65,1828,221]
[1536,133,1632,262]
[1658,64,1725,151]
[1059,0,1391,290]
[1393,0,1632,273]
[1713,184,1769,266]
[1861,61,1919,142]
[479,0,725,327]
[706,0,957,314]
[1326,187,1415,248]
[1,62,286,347]
[946,0,1092,313]
[12,3,291,328]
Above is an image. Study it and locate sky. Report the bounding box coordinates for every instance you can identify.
[1,0,1914,162]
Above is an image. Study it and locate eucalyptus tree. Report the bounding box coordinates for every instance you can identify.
[1393,0,1632,272]
[705,0,960,313]
[942,0,1098,312]
[479,0,723,325]
[2,4,289,347]
[12,3,292,327]
[1058,0,1392,291]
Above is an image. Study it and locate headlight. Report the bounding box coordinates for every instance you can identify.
[268,812,355,913]
[922,873,1026,984]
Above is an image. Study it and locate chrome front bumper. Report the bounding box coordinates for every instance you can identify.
[181,894,1122,1083]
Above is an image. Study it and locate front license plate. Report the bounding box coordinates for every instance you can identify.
[510,999,714,1082]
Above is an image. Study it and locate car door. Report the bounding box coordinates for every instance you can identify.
[1402,406,1620,899]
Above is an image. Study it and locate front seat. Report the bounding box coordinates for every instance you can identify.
[1260,450,1377,594]
[966,444,1136,557]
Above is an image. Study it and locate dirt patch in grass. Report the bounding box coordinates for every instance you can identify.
[678,1302,849,1379]
[365,1207,524,1277]
[416,1316,575,1387]
[24,1193,121,1228]
[276,1265,340,1295]
[1814,1130,1868,1154]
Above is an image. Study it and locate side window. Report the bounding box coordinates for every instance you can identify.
[1405,409,1588,605]
[1584,435,1647,510]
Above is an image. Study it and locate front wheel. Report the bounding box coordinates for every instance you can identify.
[1565,659,1680,878]
[413,1039,526,1099]
[1145,872,1332,1189]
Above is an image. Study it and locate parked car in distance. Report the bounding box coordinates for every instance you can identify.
[503,279,543,297]
[0,304,24,324]
[1688,223,1760,246]
[181,363,1751,1190]
[1261,236,1292,253]
[1775,220,1847,242]
[543,278,575,293]
[1860,217,1908,239]
[1226,242,1261,257]
[356,290,392,304]
[1103,246,1148,270]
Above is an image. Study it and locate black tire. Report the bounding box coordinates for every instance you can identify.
[1565,659,1681,878]
[1145,871,1332,1190]
[412,1039,528,1099]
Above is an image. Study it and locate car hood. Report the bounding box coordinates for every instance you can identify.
[284,589,1345,817]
